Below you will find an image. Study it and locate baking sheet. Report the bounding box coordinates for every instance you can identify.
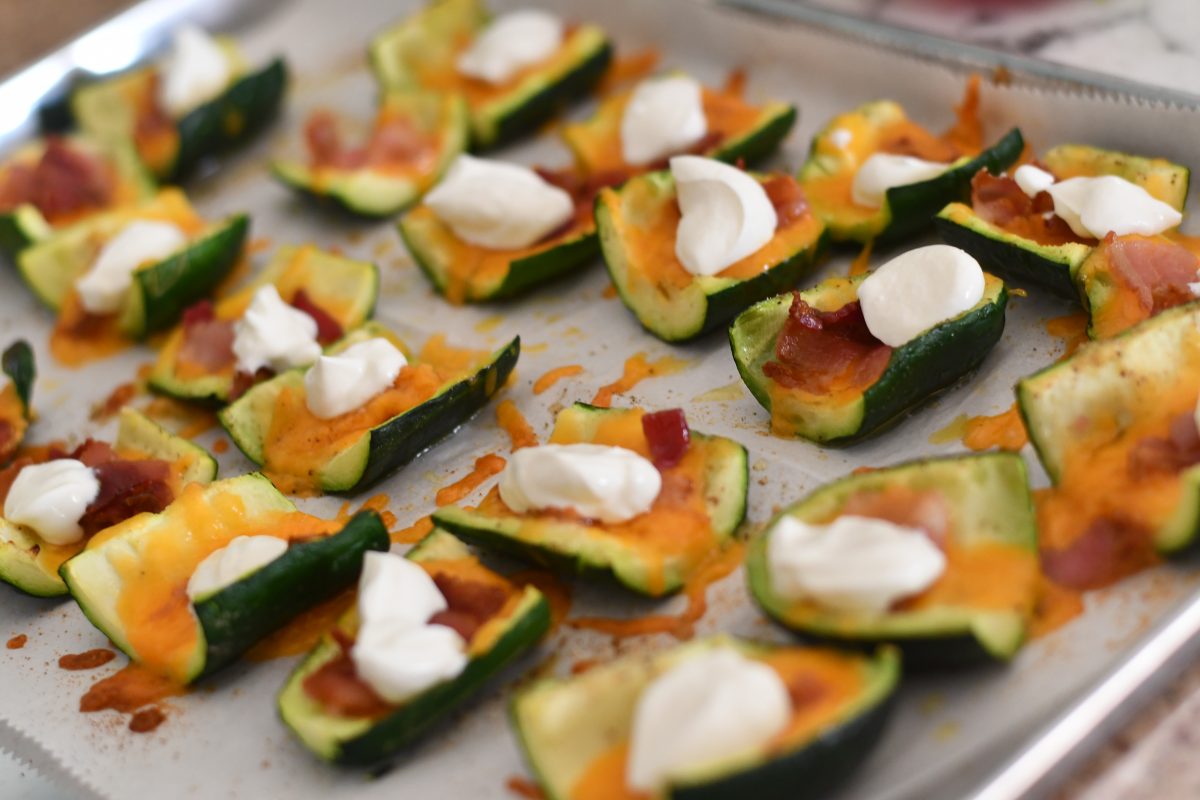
[2,0,1200,798]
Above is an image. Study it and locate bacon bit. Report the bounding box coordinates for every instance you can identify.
[850,466,877,476]
[962,403,1028,452]
[642,409,690,470]
[506,776,547,800]
[90,381,139,421]
[392,515,434,545]
[971,169,1084,247]
[601,284,618,299]
[534,166,627,230]
[1029,574,1084,640]
[533,364,583,395]
[305,109,433,171]
[763,295,892,395]
[181,300,215,328]
[303,645,392,718]
[762,174,810,228]
[428,573,509,641]
[1039,515,1158,590]
[1127,411,1200,474]
[179,316,237,374]
[840,486,949,549]
[1044,312,1089,359]
[1106,234,1200,316]
[436,454,507,507]
[942,74,983,155]
[0,137,113,221]
[848,240,873,277]
[128,707,167,734]
[568,541,745,640]
[591,353,687,408]
[511,570,572,631]
[595,48,661,96]
[6,634,26,650]
[290,289,344,344]
[496,400,538,451]
[81,457,173,536]
[246,588,356,661]
[722,67,748,98]
[58,649,117,670]
[570,659,599,675]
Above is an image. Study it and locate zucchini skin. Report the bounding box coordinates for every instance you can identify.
[2,340,35,417]
[194,510,388,680]
[713,104,797,169]
[0,207,51,265]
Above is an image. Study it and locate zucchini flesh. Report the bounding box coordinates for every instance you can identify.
[746,453,1038,665]
[432,403,748,597]
[511,635,899,800]
[369,0,611,148]
[271,92,469,218]
[935,144,1191,299]
[277,528,550,766]
[597,170,827,342]
[0,408,216,598]
[728,273,1008,443]
[149,245,379,403]
[798,98,1023,244]
[60,475,387,683]
[1017,303,1200,556]
[219,325,520,493]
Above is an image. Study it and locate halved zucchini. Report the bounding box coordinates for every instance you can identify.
[560,73,796,177]
[399,201,597,304]
[66,46,288,181]
[0,340,35,463]
[149,245,379,404]
[747,453,1038,666]
[60,474,388,683]
[1018,303,1200,557]
[596,170,827,342]
[220,323,520,494]
[0,407,217,598]
[17,188,248,338]
[729,273,1007,443]
[799,99,1023,244]
[271,91,469,218]
[278,528,550,766]
[511,635,899,800]
[0,135,155,262]
[935,144,1190,299]
[369,0,611,149]
[433,403,748,597]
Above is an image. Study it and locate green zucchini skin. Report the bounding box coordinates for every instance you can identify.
[277,529,551,767]
[2,340,35,418]
[713,105,798,169]
[728,274,1008,444]
[432,403,749,597]
[194,510,389,680]
[510,636,899,800]
[596,170,828,342]
[0,206,52,266]
[746,453,1038,667]
[220,332,520,493]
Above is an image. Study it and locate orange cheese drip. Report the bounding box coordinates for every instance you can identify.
[848,240,873,277]
[511,569,573,631]
[496,399,538,450]
[595,48,661,96]
[1029,575,1084,640]
[962,403,1028,452]
[533,364,584,395]
[50,293,131,367]
[391,515,434,545]
[591,353,686,408]
[1044,312,1089,359]
[0,386,28,461]
[246,588,356,661]
[436,454,507,507]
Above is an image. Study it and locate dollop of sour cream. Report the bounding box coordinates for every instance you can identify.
[304,337,407,420]
[456,9,564,85]
[351,552,468,704]
[766,514,946,613]
[232,285,322,376]
[424,155,574,250]
[1046,175,1183,239]
[498,443,661,523]
[620,75,707,167]
[186,535,289,601]
[670,155,777,277]
[158,25,234,117]
[857,244,985,347]
[3,459,101,546]
[851,153,950,209]
[1013,164,1056,198]
[626,648,791,794]
[76,220,188,315]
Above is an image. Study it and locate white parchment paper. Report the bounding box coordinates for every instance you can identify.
[2,0,1200,797]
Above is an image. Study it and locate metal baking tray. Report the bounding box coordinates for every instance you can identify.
[2,1,1199,798]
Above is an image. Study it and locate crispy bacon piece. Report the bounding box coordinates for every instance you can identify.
[71,439,119,467]
[0,137,113,221]
[970,169,1083,247]
[1040,516,1156,590]
[762,174,810,228]
[429,573,508,641]
[290,289,343,344]
[229,367,274,402]
[642,409,691,470]
[1105,234,1200,315]
[305,110,432,171]
[839,485,950,549]
[181,300,215,328]
[763,294,893,395]
[1127,411,1200,475]
[0,420,14,464]
[80,458,173,536]
[178,318,236,373]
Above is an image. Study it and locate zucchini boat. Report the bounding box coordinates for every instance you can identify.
[60,474,389,683]
[278,528,550,767]
[597,169,827,342]
[271,91,469,218]
[433,403,748,597]
[399,183,598,304]
[0,407,217,597]
[18,188,248,346]
[1018,303,1200,579]
[220,323,519,494]
[799,99,1023,244]
[369,0,611,149]
[64,40,287,181]
[560,73,795,177]
[149,244,379,404]
[0,341,35,464]
[746,453,1039,666]
[729,273,1008,443]
[0,135,155,262]
[936,144,1190,299]
[511,635,899,800]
